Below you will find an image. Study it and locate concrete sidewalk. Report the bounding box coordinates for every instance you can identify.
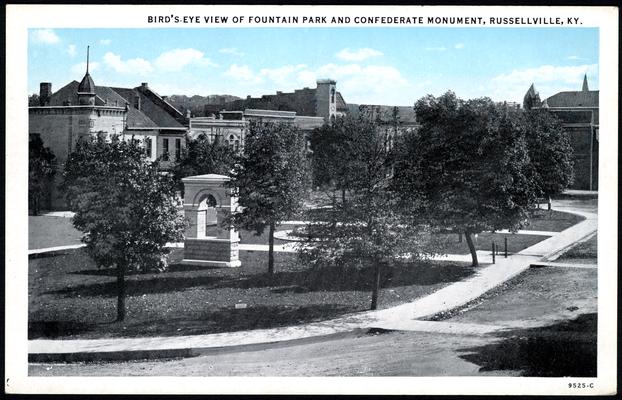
[28,200,597,361]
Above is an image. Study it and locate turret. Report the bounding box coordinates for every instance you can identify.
[77,46,96,106]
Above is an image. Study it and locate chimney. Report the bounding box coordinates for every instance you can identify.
[39,82,52,106]
[141,82,148,90]
[134,95,141,110]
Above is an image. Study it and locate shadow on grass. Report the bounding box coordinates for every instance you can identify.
[49,261,475,298]
[458,313,597,377]
[222,262,476,292]
[28,304,353,339]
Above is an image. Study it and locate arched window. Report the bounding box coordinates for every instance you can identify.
[330,87,335,103]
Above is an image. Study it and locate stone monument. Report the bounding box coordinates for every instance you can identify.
[181,174,241,267]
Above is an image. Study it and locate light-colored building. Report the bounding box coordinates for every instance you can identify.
[189,109,325,152]
[29,66,189,209]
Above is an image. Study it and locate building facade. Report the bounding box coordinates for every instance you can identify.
[29,69,189,209]
[524,75,599,191]
[189,109,325,152]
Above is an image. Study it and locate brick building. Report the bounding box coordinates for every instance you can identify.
[219,79,348,122]
[29,67,188,209]
[524,75,599,190]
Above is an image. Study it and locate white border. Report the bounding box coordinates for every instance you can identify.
[5,4,618,395]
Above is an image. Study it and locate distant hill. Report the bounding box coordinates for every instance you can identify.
[164,94,242,117]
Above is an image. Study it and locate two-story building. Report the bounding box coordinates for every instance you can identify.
[29,67,188,209]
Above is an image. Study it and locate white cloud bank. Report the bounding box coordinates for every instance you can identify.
[103,52,153,75]
[222,62,410,105]
[488,63,598,102]
[336,48,384,62]
[31,29,60,44]
[154,48,217,72]
[67,44,77,57]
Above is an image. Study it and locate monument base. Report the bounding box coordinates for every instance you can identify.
[180,259,242,268]
[182,237,241,268]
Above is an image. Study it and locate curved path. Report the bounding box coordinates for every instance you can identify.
[28,199,597,361]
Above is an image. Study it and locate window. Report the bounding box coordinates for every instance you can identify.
[162,138,169,161]
[144,137,152,158]
[234,140,240,151]
[175,138,181,160]
[330,87,335,103]
[229,135,235,149]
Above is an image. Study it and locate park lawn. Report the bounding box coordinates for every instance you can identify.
[29,215,298,249]
[29,216,83,250]
[433,232,550,255]
[523,209,584,232]
[556,235,597,263]
[442,266,597,377]
[29,248,476,340]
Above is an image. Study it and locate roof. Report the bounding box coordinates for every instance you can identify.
[45,81,186,130]
[336,92,348,112]
[77,73,95,94]
[545,90,599,108]
[244,109,296,119]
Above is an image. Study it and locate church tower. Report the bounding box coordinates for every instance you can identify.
[582,74,589,91]
[77,46,96,106]
[523,83,542,110]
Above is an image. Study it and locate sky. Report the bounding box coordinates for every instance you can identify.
[28,27,599,106]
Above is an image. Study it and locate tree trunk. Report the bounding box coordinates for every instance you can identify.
[464,231,479,267]
[116,262,126,322]
[32,195,39,216]
[370,259,382,310]
[268,222,275,274]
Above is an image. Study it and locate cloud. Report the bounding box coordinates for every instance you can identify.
[154,48,217,72]
[258,64,308,86]
[99,39,112,45]
[567,55,585,60]
[31,29,60,44]
[219,47,244,57]
[71,61,100,75]
[103,52,153,75]
[454,43,465,49]
[67,44,77,57]
[492,64,598,85]
[488,63,598,102]
[222,61,410,104]
[224,64,258,82]
[425,46,447,52]
[336,48,383,61]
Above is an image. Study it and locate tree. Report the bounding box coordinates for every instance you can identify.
[393,92,536,267]
[63,134,186,321]
[228,122,309,275]
[304,116,433,310]
[28,93,40,106]
[29,135,56,215]
[309,116,369,204]
[172,133,237,192]
[523,108,574,198]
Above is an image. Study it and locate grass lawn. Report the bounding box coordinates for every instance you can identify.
[29,215,298,249]
[523,209,584,232]
[438,265,597,377]
[556,235,597,263]
[29,248,475,339]
[29,216,83,250]
[435,232,550,255]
